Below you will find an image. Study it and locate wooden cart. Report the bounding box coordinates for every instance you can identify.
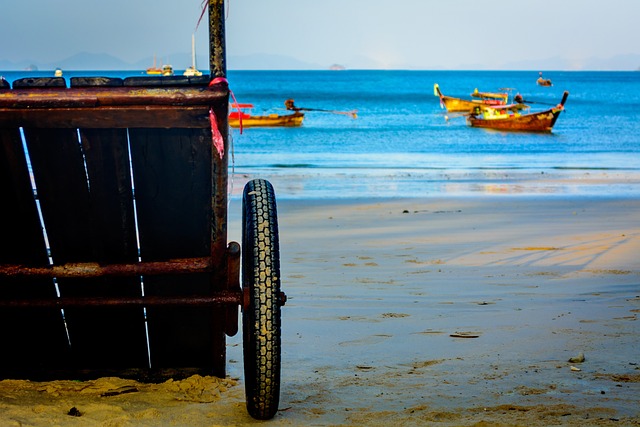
[0,1,284,420]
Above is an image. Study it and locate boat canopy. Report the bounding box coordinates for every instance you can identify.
[471,90,508,100]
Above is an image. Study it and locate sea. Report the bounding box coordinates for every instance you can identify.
[3,69,640,200]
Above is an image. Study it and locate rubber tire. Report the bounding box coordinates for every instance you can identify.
[242,179,282,420]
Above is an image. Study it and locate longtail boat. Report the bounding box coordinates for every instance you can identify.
[434,83,508,113]
[284,98,358,118]
[467,91,569,132]
[536,72,552,86]
[229,103,304,128]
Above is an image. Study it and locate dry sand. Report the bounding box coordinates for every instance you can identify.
[1,196,639,426]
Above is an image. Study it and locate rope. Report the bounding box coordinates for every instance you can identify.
[196,0,231,32]
[208,77,238,205]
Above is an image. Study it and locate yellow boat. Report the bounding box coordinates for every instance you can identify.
[229,103,304,128]
[434,83,508,113]
[146,54,162,75]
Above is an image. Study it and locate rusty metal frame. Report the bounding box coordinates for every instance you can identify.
[0,294,243,309]
[0,242,244,310]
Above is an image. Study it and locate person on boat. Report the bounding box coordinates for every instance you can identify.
[285,98,301,111]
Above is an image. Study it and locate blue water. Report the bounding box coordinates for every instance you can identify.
[226,70,640,199]
[3,70,640,199]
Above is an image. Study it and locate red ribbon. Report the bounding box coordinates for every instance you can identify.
[210,77,244,134]
[209,109,225,160]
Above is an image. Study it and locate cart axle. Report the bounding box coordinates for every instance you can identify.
[0,290,287,309]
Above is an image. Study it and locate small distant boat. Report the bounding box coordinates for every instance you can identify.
[54,68,63,77]
[434,83,508,112]
[146,55,162,75]
[161,64,174,76]
[536,72,552,86]
[183,34,203,77]
[467,91,569,132]
[183,66,202,77]
[229,103,304,128]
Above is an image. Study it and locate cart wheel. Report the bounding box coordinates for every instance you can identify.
[242,179,281,420]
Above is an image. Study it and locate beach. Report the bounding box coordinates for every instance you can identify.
[1,193,638,426]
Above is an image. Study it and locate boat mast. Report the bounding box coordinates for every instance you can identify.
[208,0,226,78]
[191,34,197,69]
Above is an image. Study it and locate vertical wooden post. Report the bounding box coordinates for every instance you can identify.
[207,0,229,265]
[209,0,226,77]
[208,0,229,363]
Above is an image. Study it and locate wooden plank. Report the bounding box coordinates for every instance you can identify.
[22,126,100,372]
[0,126,71,378]
[69,123,149,369]
[24,127,93,259]
[0,86,227,108]
[129,127,225,375]
[0,106,212,129]
[0,84,227,129]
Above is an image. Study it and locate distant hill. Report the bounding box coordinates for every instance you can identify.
[1,51,639,71]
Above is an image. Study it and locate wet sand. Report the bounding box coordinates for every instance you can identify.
[1,196,639,426]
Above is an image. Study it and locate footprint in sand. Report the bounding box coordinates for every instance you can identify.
[338,334,392,346]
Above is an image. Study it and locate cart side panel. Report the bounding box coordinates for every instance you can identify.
[0,126,71,378]
[68,76,149,370]
[75,127,150,369]
[129,127,225,375]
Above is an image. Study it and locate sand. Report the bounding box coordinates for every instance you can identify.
[1,195,639,426]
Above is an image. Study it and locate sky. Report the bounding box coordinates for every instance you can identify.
[1,0,639,70]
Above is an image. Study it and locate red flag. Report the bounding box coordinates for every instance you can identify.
[209,109,225,159]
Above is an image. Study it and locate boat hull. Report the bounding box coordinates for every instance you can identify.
[468,108,563,132]
[229,112,304,128]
